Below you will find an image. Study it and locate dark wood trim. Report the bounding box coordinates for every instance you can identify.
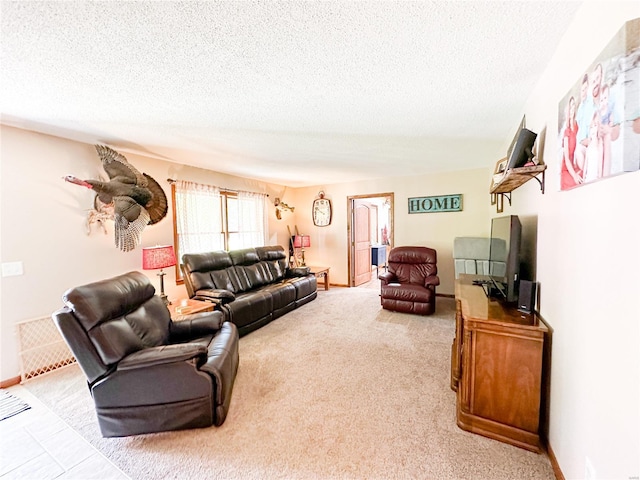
[436,293,455,298]
[0,376,21,388]
[171,183,183,284]
[547,443,565,480]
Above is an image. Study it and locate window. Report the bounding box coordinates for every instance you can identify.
[172,180,268,281]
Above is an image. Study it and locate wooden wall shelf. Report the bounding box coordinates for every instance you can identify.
[490,164,547,212]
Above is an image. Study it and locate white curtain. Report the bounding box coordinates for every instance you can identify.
[174,181,268,264]
[174,180,223,259]
[229,190,268,249]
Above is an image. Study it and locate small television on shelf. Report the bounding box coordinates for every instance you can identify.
[506,128,537,170]
[488,215,522,303]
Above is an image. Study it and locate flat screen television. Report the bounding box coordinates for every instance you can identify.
[506,128,537,170]
[488,215,522,303]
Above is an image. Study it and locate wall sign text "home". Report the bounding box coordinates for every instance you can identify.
[408,194,463,213]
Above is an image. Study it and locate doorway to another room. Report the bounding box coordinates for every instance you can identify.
[347,193,394,287]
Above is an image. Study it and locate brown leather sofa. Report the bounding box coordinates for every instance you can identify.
[182,245,317,336]
[52,271,239,437]
[379,246,440,315]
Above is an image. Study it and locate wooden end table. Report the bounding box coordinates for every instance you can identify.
[308,266,330,291]
[169,299,214,321]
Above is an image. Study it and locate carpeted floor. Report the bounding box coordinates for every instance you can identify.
[24,287,554,479]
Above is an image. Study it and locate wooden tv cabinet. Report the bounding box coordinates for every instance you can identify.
[451,275,548,452]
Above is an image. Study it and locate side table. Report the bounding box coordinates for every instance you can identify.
[308,266,330,291]
[169,299,214,321]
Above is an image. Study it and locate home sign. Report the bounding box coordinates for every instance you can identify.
[408,194,462,214]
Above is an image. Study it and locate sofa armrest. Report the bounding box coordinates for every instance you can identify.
[169,311,225,342]
[287,266,311,277]
[194,288,236,305]
[117,344,207,371]
[424,276,440,288]
[378,271,396,285]
[199,322,239,411]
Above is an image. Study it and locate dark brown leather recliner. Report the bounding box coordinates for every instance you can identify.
[379,246,440,315]
[52,271,239,437]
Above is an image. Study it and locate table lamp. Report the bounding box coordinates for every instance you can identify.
[293,234,311,266]
[142,245,176,306]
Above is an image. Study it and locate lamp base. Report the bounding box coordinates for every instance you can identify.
[158,270,171,306]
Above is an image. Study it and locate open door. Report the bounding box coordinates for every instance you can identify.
[352,201,372,286]
[347,193,394,287]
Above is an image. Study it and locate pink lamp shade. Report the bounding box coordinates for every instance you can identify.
[142,246,176,306]
[293,235,311,248]
[142,245,176,270]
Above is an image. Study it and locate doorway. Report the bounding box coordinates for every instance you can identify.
[347,193,394,287]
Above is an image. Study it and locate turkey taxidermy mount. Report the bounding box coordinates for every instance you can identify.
[64,145,168,252]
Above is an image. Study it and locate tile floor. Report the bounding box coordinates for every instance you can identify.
[0,385,129,480]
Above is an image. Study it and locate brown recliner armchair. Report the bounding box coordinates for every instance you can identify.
[379,246,440,315]
[52,271,239,437]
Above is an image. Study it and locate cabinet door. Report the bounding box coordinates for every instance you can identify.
[471,330,543,433]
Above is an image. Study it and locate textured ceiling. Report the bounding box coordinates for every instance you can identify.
[1,1,581,187]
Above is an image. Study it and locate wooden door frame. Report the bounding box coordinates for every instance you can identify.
[346,192,394,287]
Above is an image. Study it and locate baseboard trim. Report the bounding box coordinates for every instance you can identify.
[547,443,565,480]
[0,376,21,388]
[436,293,455,298]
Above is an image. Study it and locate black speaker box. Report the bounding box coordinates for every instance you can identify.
[517,280,537,313]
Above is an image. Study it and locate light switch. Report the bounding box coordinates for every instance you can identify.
[1,261,24,277]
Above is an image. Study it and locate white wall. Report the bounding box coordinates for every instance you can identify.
[0,125,291,381]
[499,3,640,479]
[285,167,494,293]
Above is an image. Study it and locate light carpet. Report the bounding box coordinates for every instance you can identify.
[24,287,554,479]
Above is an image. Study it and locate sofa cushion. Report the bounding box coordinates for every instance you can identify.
[392,263,438,285]
[256,246,288,281]
[229,248,260,266]
[225,290,273,328]
[261,282,296,310]
[234,262,271,291]
[285,275,317,300]
[183,251,233,291]
[229,248,265,291]
[210,268,237,292]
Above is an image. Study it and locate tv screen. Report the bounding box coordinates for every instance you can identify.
[506,128,537,170]
[489,215,522,303]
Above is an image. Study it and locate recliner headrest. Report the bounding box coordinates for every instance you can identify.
[256,245,286,261]
[230,248,260,266]
[62,271,155,331]
[389,246,437,264]
[183,251,233,272]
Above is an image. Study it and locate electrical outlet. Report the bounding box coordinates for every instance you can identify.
[1,261,24,277]
[585,456,596,480]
